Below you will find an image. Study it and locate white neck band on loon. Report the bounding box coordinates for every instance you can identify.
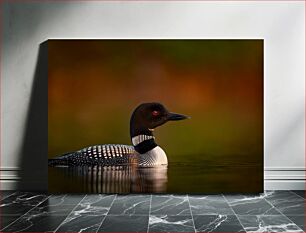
[132,135,155,146]
[132,134,157,154]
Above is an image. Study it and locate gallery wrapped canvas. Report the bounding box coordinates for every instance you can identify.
[48,40,263,193]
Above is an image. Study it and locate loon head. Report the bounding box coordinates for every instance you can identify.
[130,102,189,139]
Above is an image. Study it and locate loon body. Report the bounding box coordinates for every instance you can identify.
[48,103,188,167]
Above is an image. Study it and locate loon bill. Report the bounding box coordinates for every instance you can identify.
[48,102,189,167]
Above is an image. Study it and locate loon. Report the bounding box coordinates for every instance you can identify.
[48,102,189,167]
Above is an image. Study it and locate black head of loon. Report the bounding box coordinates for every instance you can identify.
[130,102,189,153]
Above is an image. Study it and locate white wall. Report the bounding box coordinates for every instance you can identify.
[1,1,304,190]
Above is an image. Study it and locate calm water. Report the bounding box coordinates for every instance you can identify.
[48,160,263,193]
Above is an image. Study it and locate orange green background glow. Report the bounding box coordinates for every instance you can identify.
[48,40,263,170]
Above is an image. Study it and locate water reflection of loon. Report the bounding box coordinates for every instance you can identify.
[48,103,189,167]
[50,165,168,193]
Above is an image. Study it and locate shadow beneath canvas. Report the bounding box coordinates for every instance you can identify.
[17,41,48,191]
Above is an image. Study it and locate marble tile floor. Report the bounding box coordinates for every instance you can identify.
[0,191,304,232]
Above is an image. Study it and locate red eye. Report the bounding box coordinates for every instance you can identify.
[152,110,159,116]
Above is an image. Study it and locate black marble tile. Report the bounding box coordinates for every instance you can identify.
[0,192,49,215]
[224,194,280,215]
[1,214,67,232]
[47,194,85,205]
[28,194,84,216]
[238,215,303,232]
[149,215,194,232]
[108,195,150,215]
[0,215,22,231]
[291,191,305,199]
[193,215,245,232]
[189,195,234,215]
[265,191,304,215]
[151,195,191,216]
[0,191,15,201]
[56,214,105,232]
[28,203,77,216]
[286,215,305,230]
[98,215,148,232]
[73,194,115,215]
[1,191,305,233]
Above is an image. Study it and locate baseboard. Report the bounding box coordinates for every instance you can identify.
[0,167,305,190]
[264,180,305,190]
[264,167,305,190]
[0,167,47,191]
[0,168,20,190]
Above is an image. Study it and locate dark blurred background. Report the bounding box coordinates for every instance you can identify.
[48,40,263,192]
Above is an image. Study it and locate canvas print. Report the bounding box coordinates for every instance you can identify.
[48,40,263,193]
